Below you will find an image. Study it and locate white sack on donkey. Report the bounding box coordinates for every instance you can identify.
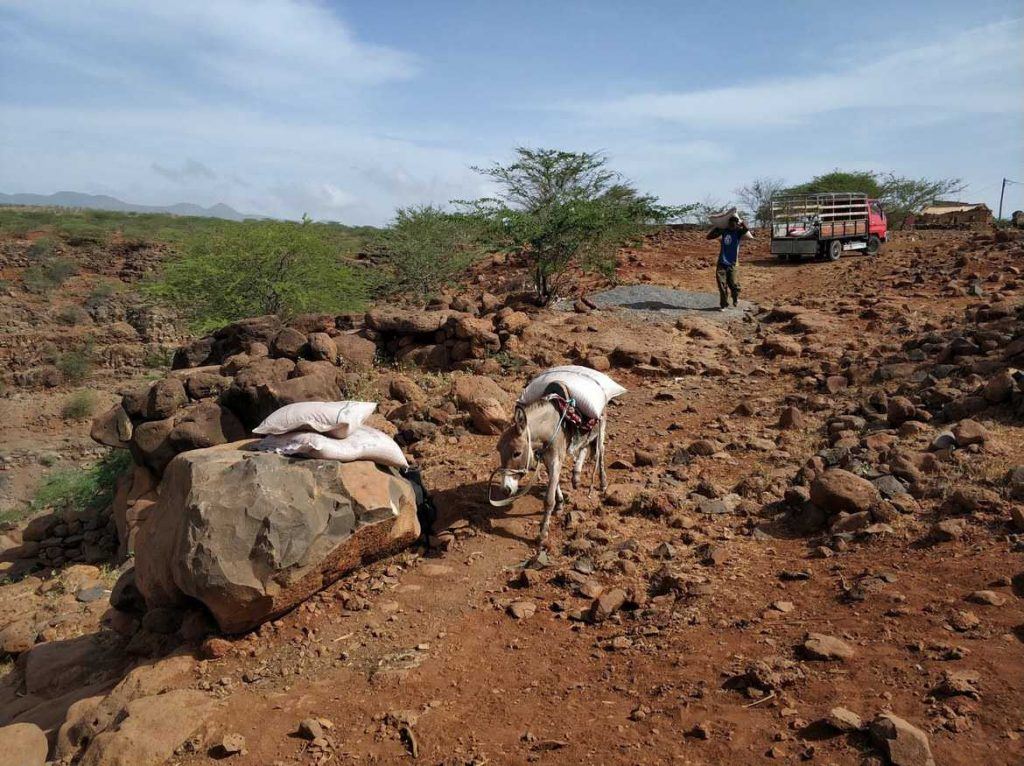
[518,365,626,419]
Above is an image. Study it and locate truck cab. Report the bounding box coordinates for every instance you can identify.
[868,200,888,244]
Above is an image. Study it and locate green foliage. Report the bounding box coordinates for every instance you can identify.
[785,170,964,227]
[465,148,690,303]
[787,170,885,198]
[145,217,367,332]
[57,344,93,383]
[878,173,965,227]
[54,305,89,325]
[142,345,173,369]
[27,236,57,259]
[22,256,77,294]
[85,280,118,311]
[31,450,132,516]
[61,390,98,420]
[369,205,486,299]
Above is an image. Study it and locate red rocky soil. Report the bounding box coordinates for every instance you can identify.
[2,226,1024,766]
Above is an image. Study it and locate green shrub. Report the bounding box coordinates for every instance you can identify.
[54,305,89,325]
[369,205,486,299]
[61,390,98,420]
[22,257,77,294]
[85,280,118,311]
[31,450,132,516]
[146,217,367,332]
[57,345,93,383]
[27,237,57,259]
[142,346,172,369]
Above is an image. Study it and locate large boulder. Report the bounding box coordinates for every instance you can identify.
[307,332,338,363]
[0,722,47,766]
[261,373,340,409]
[57,654,197,763]
[130,417,177,474]
[172,315,283,369]
[335,333,377,369]
[810,469,880,515]
[90,404,133,448]
[144,378,188,420]
[168,402,246,451]
[220,357,295,427]
[183,370,233,400]
[451,374,513,435]
[270,327,307,359]
[78,690,215,766]
[134,445,420,633]
[366,308,450,335]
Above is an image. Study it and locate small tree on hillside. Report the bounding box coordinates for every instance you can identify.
[146,217,366,332]
[735,177,786,227]
[467,148,690,303]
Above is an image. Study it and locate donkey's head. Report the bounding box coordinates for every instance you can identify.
[495,405,531,496]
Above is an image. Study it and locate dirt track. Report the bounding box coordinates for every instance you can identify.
[157,230,1024,766]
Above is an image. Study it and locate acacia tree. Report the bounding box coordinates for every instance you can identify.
[785,169,964,227]
[467,148,690,303]
[877,173,965,227]
[735,177,786,226]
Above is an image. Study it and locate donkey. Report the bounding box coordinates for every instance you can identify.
[493,393,608,556]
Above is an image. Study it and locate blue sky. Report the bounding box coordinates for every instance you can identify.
[1,0,1021,224]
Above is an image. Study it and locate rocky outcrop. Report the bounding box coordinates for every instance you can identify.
[366,305,533,371]
[133,445,420,633]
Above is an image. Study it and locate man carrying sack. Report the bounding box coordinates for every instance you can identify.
[706,210,753,309]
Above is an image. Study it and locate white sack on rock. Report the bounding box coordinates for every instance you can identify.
[252,400,376,438]
[256,426,409,469]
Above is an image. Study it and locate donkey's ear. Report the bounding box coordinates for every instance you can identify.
[513,405,527,432]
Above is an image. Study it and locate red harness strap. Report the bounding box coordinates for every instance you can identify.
[545,394,597,435]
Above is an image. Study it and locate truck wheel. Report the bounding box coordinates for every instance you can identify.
[866,235,880,255]
[826,240,842,261]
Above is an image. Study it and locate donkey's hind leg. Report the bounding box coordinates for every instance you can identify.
[572,444,590,489]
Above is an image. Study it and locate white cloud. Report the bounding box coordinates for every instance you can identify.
[1,0,416,102]
[152,159,217,182]
[571,20,1022,128]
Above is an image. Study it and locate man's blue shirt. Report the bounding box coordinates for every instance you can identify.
[717,229,742,268]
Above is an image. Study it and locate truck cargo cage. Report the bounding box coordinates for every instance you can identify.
[770,192,870,240]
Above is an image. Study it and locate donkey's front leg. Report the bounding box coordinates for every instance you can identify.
[597,418,609,492]
[537,455,562,551]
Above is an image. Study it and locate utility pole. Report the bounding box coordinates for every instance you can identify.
[999,177,1022,222]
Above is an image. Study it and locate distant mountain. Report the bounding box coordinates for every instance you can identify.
[0,191,256,221]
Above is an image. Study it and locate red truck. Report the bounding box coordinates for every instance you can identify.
[770,192,887,262]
